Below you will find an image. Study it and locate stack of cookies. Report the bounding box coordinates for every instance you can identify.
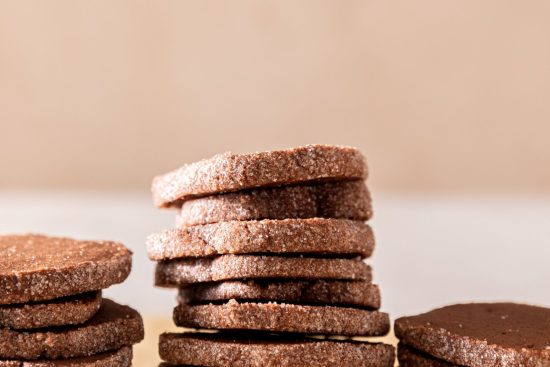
[148,145,395,367]
[395,302,550,366]
[0,234,144,366]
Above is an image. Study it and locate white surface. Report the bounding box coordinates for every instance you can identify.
[1,190,549,318]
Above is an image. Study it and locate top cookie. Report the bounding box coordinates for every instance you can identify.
[152,145,367,207]
[0,235,132,305]
[394,303,550,367]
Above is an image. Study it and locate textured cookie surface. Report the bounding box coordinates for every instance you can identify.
[394,303,550,367]
[179,280,380,309]
[176,180,372,226]
[148,218,374,260]
[0,346,132,367]
[0,299,144,360]
[0,235,132,304]
[174,300,390,336]
[156,255,371,287]
[397,344,457,367]
[152,145,367,207]
[0,291,101,330]
[159,332,395,367]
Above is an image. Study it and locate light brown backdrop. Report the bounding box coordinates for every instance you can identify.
[1,0,550,192]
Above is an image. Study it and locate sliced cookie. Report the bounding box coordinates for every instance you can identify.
[397,343,457,367]
[0,291,101,330]
[0,299,144,360]
[159,332,395,367]
[179,280,381,309]
[0,235,132,305]
[173,300,390,336]
[0,346,132,367]
[176,180,372,226]
[147,218,374,260]
[152,145,367,207]
[394,303,550,367]
[155,255,371,287]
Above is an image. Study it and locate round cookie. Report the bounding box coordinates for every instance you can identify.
[0,235,132,305]
[0,346,132,367]
[155,255,372,287]
[394,303,550,367]
[397,344,457,367]
[147,218,374,261]
[173,300,390,336]
[0,291,102,330]
[0,299,144,360]
[159,332,395,367]
[179,280,381,309]
[152,145,367,207]
[176,180,372,226]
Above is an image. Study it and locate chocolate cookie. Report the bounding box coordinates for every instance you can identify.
[147,219,374,261]
[0,299,144,360]
[0,346,132,367]
[0,235,132,305]
[173,300,390,336]
[155,255,372,287]
[159,332,395,367]
[397,344,457,367]
[152,145,367,207]
[179,280,381,309]
[394,303,550,367]
[0,291,101,330]
[176,180,372,226]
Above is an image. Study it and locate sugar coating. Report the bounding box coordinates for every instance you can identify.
[0,347,132,367]
[0,299,144,360]
[0,291,102,330]
[152,145,368,207]
[174,300,390,336]
[395,303,550,367]
[155,255,372,287]
[176,180,372,226]
[147,218,374,260]
[0,235,132,305]
[159,332,395,367]
[179,280,381,309]
[397,343,457,367]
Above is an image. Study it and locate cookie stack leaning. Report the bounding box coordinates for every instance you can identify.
[149,145,395,367]
[0,234,144,366]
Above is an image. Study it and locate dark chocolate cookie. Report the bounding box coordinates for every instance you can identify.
[0,299,144,360]
[148,219,374,260]
[179,280,380,309]
[176,180,372,226]
[0,292,101,329]
[155,255,372,287]
[0,235,132,305]
[152,145,367,207]
[394,303,550,367]
[0,346,132,367]
[159,332,395,367]
[173,300,390,336]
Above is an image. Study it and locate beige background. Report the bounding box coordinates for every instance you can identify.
[1,0,550,192]
[2,4,550,365]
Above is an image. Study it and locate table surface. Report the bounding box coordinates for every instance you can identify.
[1,190,548,366]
